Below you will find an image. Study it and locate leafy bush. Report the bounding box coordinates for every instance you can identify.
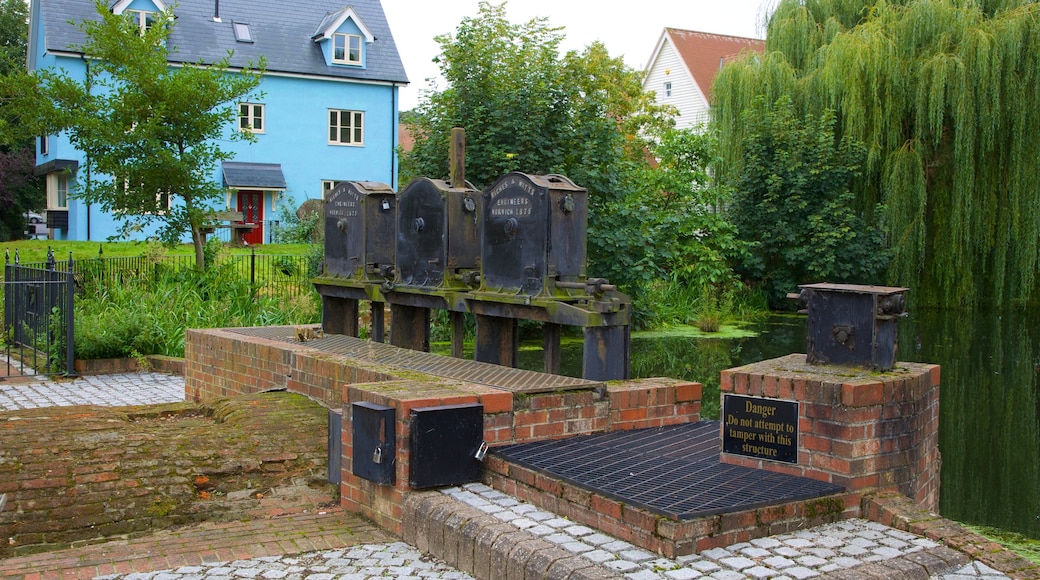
[729,97,890,307]
[73,242,319,359]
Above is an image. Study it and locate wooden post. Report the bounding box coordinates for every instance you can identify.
[322,296,359,337]
[390,304,430,352]
[583,325,629,380]
[474,314,518,367]
[371,301,386,343]
[451,311,466,358]
[543,323,562,375]
[449,127,466,188]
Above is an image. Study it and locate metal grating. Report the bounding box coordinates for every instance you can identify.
[229,327,601,393]
[493,421,844,520]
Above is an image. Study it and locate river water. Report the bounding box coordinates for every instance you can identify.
[497,309,1040,539]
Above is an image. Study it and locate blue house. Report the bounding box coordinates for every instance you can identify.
[27,0,408,244]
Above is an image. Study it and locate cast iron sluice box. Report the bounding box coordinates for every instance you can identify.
[229,327,601,393]
[494,421,844,520]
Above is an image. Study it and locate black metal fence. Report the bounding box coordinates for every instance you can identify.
[13,249,317,299]
[2,250,75,378]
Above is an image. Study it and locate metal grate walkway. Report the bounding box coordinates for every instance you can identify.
[493,421,844,520]
[230,327,601,393]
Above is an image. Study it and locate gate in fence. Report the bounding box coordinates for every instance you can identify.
[2,250,75,379]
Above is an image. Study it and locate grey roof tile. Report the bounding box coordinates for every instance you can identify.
[39,0,408,84]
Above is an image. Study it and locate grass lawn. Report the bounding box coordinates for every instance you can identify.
[2,240,315,265]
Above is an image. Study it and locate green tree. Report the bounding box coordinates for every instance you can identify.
[3,0,263,267]
[402,1,673,307]
[0,0,44,241]
[729,97,888,307]
[712,0,1040,308]
[0,0,28,77]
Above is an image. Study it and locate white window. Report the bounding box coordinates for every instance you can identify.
[39,135,48,156]
[153,191,172,214]
[47,173,68,209]
[125,9,159,34]
[238,103,265,133]
[332,33,362,65]
[664,81,672,98]
[329,110,364,145]
[322,180,341,194]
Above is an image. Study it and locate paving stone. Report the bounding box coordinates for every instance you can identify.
[582,549,618,564]
[783,566,820,579]
[762,556,796,569]
[701,548,734,560]
[740,547,772,558]
[603,560,642,573]
[664,568,703,580]
[619,549,657,564]
[719,556,757,570]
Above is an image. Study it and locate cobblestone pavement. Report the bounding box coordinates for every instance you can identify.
[0,372,185,410]
[94,542,473,580]
[0,372,1018,579]
[439,483,1012,580]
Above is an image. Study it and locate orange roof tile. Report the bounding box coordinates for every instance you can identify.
[665,28,764,103]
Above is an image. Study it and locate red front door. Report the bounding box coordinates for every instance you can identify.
[237,190,264,245]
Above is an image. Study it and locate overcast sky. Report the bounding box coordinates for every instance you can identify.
[380,0,775,111]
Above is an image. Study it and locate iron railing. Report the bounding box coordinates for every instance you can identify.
[11,248,317,298]
[2,249,75,377]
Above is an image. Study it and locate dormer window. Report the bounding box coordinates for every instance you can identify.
[111,0,168,34]
[333,33,361,65]
[125,9,159,34]
[312,6,374,68]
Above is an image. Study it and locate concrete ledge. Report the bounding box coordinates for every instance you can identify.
[403,492,624,580]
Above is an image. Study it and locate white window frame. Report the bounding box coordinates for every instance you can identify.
[39,135,48,156]
[664,81,672,98]
[238,102,265,134]
[322,180,341,194]
[125,9,158,34]
[47,173,69,210]
[332,33,362,65]
[328,109,364,146]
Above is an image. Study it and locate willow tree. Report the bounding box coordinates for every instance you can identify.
[712,0,1040,308]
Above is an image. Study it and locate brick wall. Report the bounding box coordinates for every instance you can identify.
[185,328,704,536]
[0,393,333,557]
[482,454,860,557]
[341,377,701,535]
[720,354,941,512]
[185,328,394,407]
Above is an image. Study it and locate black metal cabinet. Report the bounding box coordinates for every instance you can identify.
[481,173,586,296]
[324,181,396,280]
[409,403,484,489]
[396,177,481,288]
[798,283,908,371]
[352,401,396,485]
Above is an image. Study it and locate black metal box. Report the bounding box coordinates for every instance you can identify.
[328,408,343,484]
[409,403,484,489]
[395,177,481,288]
[799,283,908,371]
[324,181,396,280]
[351,401,396,485]
[481,173,587,296]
